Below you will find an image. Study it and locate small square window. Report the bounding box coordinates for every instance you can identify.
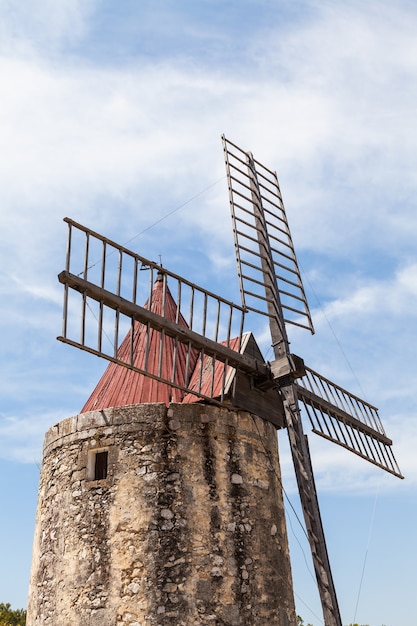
[95,451,108,480]
[87,448,109,481]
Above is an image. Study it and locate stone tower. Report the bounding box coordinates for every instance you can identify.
[27,277,297,626]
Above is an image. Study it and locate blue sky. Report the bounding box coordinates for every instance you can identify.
[0,1,416,624]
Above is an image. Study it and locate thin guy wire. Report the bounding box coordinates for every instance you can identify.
[86,301,114,349]
[353,486,379,623]
[298,259,369,402]
[79,176,226,276]
[249,414,309,541]
[250,413,322,624]
[124,176,226,245]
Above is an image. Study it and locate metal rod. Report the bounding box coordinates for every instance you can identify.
[101,241,106,289]
[197,350,205,394]
[171,337,178,384]
[129,318,135,366]
[62,284,69,338]
[189,286,195,331]
[116,250,123,297]
[98,300,104,352]
[184,341,192,386]
[214,299,221,342]
[65,221,72,273]
[202,292,208,336]
[83,232,90,280]
[158,329,165,378]
[81,293,87,346]
[176,280,182,325]
[132,258,138,304]
[114,308,120,359]
[209,355,216,397]
[144,322,151,372]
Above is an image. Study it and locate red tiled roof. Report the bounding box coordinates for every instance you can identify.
[81,274,199,411]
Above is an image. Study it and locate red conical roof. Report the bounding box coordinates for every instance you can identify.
[81,275,199,411]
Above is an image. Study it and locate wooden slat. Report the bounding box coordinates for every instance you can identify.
[296,385,392,445]
[296,368,403,479]
[222,135,314,334]
[58,270,270,380]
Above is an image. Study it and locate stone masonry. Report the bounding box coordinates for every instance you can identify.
[27,402,297,626]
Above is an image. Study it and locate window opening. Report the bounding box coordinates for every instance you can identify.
[94,450,108,480]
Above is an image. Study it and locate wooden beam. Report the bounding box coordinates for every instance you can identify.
[58,270,271,381]
[296,385,393,445]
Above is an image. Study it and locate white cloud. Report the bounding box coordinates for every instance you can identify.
[0,1,416,270]
[314,262,417,324]
[0,0,416,485]
[279,408,415,496]
[0,410,65,463]
[0,0,96,55]
[245,2,417,254]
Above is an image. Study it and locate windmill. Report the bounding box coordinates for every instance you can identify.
[57,135,403,626]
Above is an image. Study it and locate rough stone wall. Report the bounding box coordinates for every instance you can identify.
[27,403,296,626]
